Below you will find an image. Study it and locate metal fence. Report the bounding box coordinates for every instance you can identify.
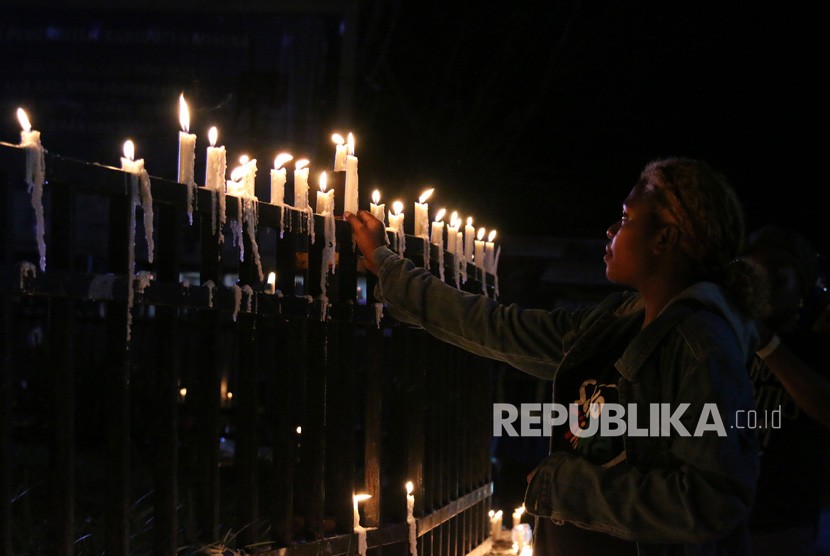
[0,143,496,555]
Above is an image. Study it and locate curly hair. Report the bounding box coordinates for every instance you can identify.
[634,157,769,319]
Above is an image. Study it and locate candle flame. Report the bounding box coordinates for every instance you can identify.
[353,493,372,503]
[296,426,302,434]
[495,510,503,518]
[406,481,414,494]
[331,133,345,145]
[393,201,403,215]
[347,132,355,155]
[489,510,495,518]
[514,505,525,517]
[467,217,473,226]
[434,208,446,222]
[16,108,31,132]
[477,228,486,241]
[295,158,310,171]
[267,272,276,286]
[123,140,135,161]
[488,230,497,242]
[450,211,459,226]
[372,190,380,204]
[179,93,190,133]
[274,152,293,170]
[179,387,187,397]
[208,126,218,147]
[419,188,434,204]
[319,171,328,192]
[227,391,233,400]
[239,155,249,165]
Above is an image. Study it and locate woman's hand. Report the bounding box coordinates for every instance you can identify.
[344,210,387,275]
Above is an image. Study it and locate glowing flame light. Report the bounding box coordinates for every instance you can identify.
[319,171,328,192]
[467,217,473,226]
[295,158,309,171]
[477,228,486,241]
[123,140,135,161]
[372,190,380,204]
[331,133,345,145]
[419,188,434,204]
[392,201,403,215]
[274,153,293,170]
[435,208,446,222]
[267,272,276,287]
[353,493,372,504]
[16,108,31,132]
[406,481,414,495]
[208,126,218,147]
[179,93,190,133]
[488,230,497,242]
[230,165,247,182]
[451,211,459,226]
[347,132,355,155]
[239,155,249,165]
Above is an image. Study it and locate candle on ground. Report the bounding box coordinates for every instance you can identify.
[370,189,385,224]
[16,107,47,272]
[474,228,486,269]
[344,133,359,215]
[271,153,292,205]
[489,509,503,542]
[177,94,197,224]
[406,482,418,556]
[332,132,346,172]
[294,159,310,209]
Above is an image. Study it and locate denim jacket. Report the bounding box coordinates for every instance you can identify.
[374,246,760,555]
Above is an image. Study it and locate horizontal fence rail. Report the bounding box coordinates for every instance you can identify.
[0,143,496,556]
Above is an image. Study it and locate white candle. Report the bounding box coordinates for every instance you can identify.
[406,482,417,556]
[344,133,359,215]
[489,509,503,542]
[177,94,197,224]
[17,108,47,272]
[413,188,433,239]
[430,208,446,248]
[316,171,335,215]
[512,504,525,531]
[205,126,226,237]
[267,271,276,294]
[474,228,486,269]
[243,156,257,199]
[332,132,347,172]
[485,230,497,273]
[294,159,310,209]
[446,212,459,254]
[318,172,336,296]
[271,153,292,205]
[353,493,372,556]
[388,200,406,257]
[120,140,155,264]
[370,189,386,224]
[464,217,476,264]
[205,127,226,191]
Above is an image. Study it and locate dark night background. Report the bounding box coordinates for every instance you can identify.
[2,0,829,548]
[2,1,828,252]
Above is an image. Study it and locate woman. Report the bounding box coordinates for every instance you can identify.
[346,157,766,555]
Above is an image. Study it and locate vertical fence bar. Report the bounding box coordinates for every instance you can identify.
[154,200,181,554]
[105,185,131,555]
[270,312,297,545]
[363,322,383,528]
[302,318,326,538]
[0,162,14,555]
[48,179,75,555]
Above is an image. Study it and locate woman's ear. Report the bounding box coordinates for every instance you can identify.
[651,224,681,254]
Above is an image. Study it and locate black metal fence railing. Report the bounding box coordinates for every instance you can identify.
[0,143,495,555]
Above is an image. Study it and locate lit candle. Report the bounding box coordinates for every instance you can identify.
[271,153,293,205]
[475,228,486,269]
[332,132,346,172]
[227,156,249,197]
[512,505,525,541]
[205,126,227,236]
[413,188,433,239]
[446,212,459,255]
[177,94,197,224]
[485,230,497,273]
[489,509,503,542]
[120,140,155,264]
[16,107,47,272]
[316,171,335,214]
[370,189,385,224]
[344,133,359,215]
[243,156,257,199]
[430,208,446,248]
[464,217,476,264]
[406,482,418,556]
[294,158,310,209]
[267,271,276,294]
[353,493,372,556]
[388,200,406,257]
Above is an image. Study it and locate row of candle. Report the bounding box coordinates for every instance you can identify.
[14,98,500,276]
